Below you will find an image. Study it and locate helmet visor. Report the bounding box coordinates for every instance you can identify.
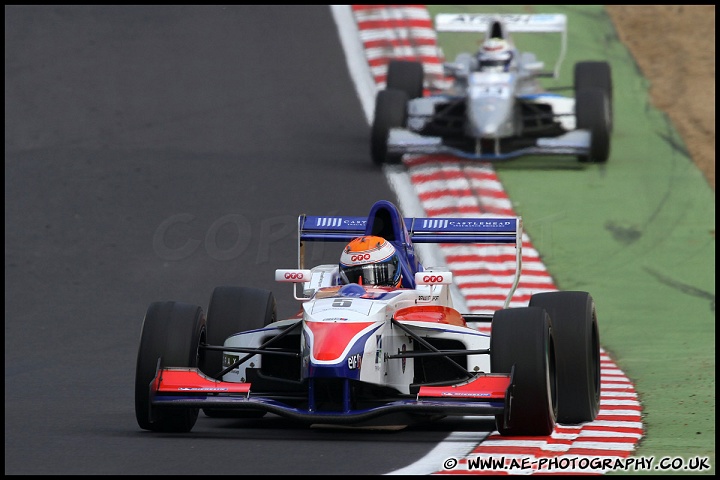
[340,262,398,287]
[480,59,508,69]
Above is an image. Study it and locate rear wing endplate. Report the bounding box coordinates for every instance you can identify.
[435,13,567,79]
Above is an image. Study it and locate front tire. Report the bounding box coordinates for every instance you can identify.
[200,286,276,418]
[529,291,600,424]
[575,61,613,132]
[386,60,424,99]
[371,89,409,165]
[576,87,611,163]
[491,307,557,436]
[135,301,206,432]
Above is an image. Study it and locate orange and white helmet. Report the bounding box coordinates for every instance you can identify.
[477,37,514,72]
[339,236,401,287]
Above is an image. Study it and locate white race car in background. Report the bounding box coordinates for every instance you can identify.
[371,13,613,164]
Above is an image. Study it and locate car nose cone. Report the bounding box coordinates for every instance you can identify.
[466,98,509,138]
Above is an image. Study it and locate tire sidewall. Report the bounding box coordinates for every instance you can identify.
[529,291,600,423]
[201,286,277,380]
[576,87,611,163]
[574,60,613,128]
[386,60,424,99]
[135,301,206,432]
[371,89,409,165]
[491,307,557,436]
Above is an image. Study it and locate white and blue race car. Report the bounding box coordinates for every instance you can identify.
[371,13,613,164]
[135,200,600,435]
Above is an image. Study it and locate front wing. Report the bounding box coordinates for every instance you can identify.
[387,128,591,162]
[148,367,511,425]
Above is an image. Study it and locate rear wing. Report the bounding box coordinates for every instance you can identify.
[297,214,523,307]
[435,13,567,79]
[435,13,567,34]
[299,215,521,244]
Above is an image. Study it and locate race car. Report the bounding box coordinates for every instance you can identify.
[371,13,613,164]
[135,200,600,435]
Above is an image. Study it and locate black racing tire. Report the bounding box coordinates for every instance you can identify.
[200,286,276,419]
[575,87,611,163]
[490,307,557,436]
[135,301,206,432]
[371,89,409,165]
[574,61,613,132]
[529,291,601,424]
[201,286,277,379]
[386,59,424,99]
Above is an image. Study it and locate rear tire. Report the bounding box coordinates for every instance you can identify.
[529,291,600,424]
[200,286,276,419]
[386,60,424,99]
[135,301,206,432]
[575,61,612,132]
[491,307,557,436]
[371,89,409,165]
[576,87,611,163]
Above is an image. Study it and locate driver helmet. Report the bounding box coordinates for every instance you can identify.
[477,37,514,72]
[339,236,401,287]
